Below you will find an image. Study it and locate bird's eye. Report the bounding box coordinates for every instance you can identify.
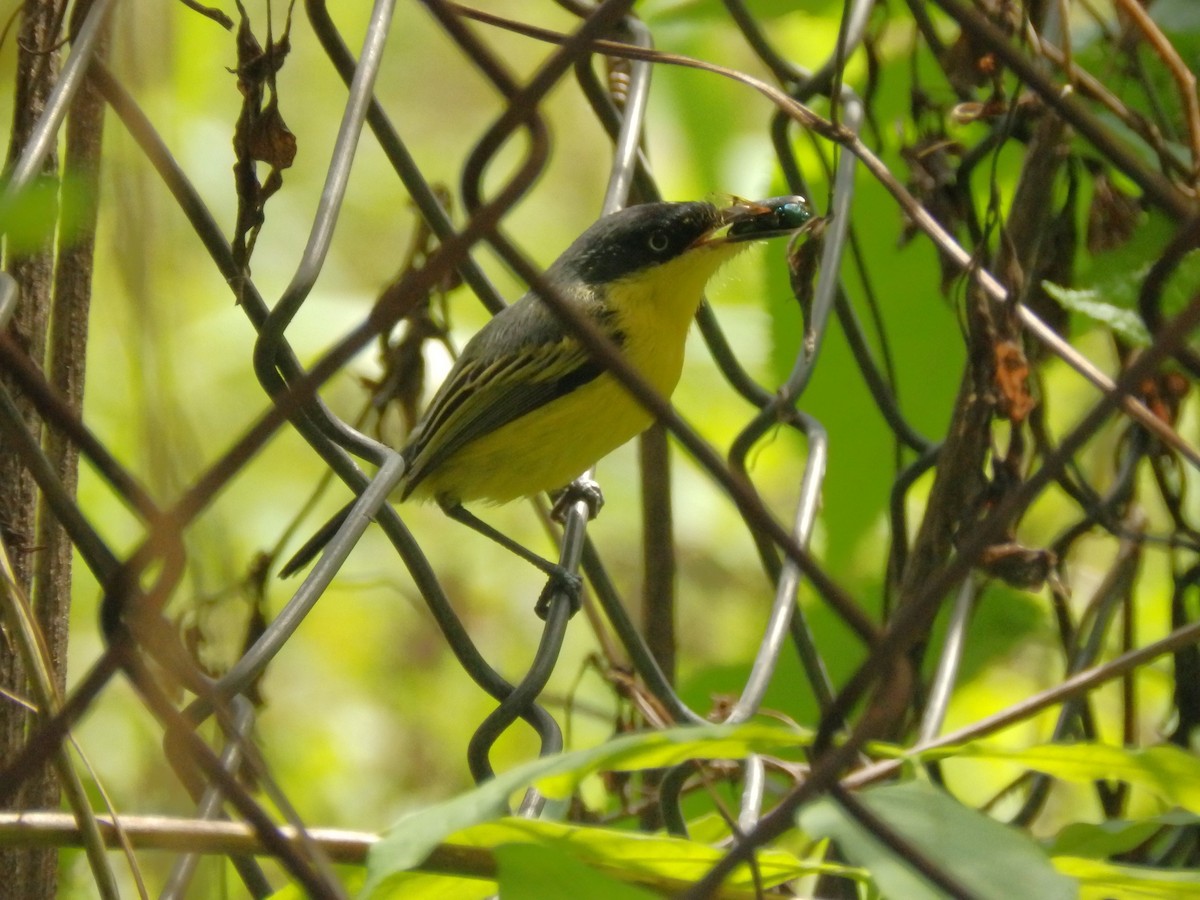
[648,230,670,252]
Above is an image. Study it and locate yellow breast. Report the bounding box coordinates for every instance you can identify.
[409,241,746,505]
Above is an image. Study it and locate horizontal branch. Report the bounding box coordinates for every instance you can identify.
[0,811,788,898]
[0,812,376,865]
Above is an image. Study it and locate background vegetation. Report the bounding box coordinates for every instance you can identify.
[2,0,1200,897]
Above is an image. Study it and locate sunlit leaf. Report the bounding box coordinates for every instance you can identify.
[1041,282,1152,345]
[1048,811,1200,858]
[267,869,362,899]
[495,843,657,900]
[363,723,809,896]
[1076,210,1200,323]
[366,872,495,900]
[365,790,841,897]
[1055,855,1200,900]
[447,817,836,889]
[951,742,1200,813]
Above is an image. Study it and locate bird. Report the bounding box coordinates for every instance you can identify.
[282,196,813,605]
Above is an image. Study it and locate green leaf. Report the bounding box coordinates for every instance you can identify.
[797,781,1078,900]
[362,722,809,897]
[364,790,845,897]
[1041,282,1152,345]
[642,0,840,26]
[952,742,1200,813]
[1055,855,1200,900]
[352,873,492,900]
[0,174,96,256]
[1048,820,1163,860]
[1074,210,1200,325]
[1,178,60,255]
[1048,811,1200,858]
[267,869,362,899]
[496,843,657,900]
[441,817,838,891]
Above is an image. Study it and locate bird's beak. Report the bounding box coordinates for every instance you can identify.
[694,195,814,246]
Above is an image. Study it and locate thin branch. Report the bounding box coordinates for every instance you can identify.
[0,811,792,899]
[1113,0,1200,184]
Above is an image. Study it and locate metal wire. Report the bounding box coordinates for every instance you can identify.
[162,698,270,900]
[465,11,657,790]
[3,0,1200,896]
[918,577,977,744]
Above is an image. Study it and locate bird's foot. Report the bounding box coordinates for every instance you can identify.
[550,477,604,523]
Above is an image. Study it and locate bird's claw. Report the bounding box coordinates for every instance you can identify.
[551,478,604,523]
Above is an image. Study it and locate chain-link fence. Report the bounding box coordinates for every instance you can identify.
[3,0,1200,897]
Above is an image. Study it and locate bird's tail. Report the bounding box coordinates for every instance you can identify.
[278,500,355,578]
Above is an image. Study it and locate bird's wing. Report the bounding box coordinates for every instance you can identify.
[401,306,610,500]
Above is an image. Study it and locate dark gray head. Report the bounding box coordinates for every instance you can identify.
[551,201,722,287]
[548,197,812,287]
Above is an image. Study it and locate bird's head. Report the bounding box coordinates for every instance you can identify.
[552,196,813,288]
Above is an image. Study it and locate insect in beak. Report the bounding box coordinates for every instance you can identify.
[694,195,814,246]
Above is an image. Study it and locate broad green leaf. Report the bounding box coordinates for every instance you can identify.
[797,781,1078,900]
[1041,282,1152,345]
[1048,820,1164,860]
[267,869,362,899]
[1055,855,1200,900]
[443,817,841,890]
[1075,210,1200,324]
[642,0,840,23]
[361,873,493,900]
[495,843,657,900]
[1048,811,1200,858]
[952,742,1200,813]
[363,722,809,896]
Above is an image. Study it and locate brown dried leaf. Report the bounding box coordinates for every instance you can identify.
[230,0,297,267]
[1138,372,1191,426]
[979,542,1057,590]
[941,0,1019,92]
[994,339,1036,423]
[1087,171,1142,253]
[244,97,296,171]
[787,216,828,353]
[900,136,970,292]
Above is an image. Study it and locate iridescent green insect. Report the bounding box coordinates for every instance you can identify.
[724,195,813,239]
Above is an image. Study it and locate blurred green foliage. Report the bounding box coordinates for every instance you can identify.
[0,0,1191,896]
